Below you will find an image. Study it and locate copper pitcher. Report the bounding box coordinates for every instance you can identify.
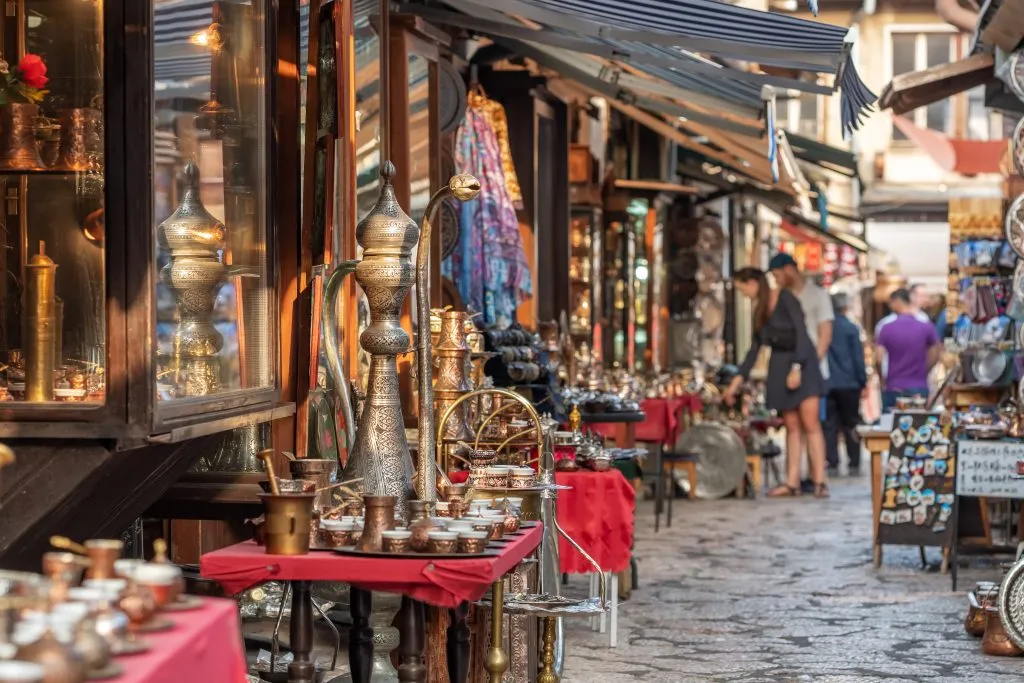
[358,495,397,552]
[0,104,44,171]
[965,591,986,638]
[982,607,1023,656]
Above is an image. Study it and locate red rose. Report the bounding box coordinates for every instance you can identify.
[18,54,47,90]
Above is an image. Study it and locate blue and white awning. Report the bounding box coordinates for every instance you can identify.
[427,0,874,133]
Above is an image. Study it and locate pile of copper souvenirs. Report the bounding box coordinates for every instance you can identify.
[252,449,527,558]
[0,536,201,683]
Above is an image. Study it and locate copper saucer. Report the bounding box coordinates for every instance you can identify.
[87,662,124,681]
[110,637,150,656]
[132,616,174,633]
[162,594,204,612]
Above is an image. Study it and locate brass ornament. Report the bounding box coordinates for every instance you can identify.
[157,162,227,397]
[24,242,57,402]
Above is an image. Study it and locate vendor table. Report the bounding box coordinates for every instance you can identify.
[582,411,645,448]
[201,525,542,683]
[118,597,248,683]
[555,470,635,575]
[858,426,891,567]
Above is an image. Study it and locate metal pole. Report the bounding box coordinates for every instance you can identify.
[379,0,390,164]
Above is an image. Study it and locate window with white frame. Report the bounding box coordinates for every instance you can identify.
[889,30,957,140]
[785,92,821,140]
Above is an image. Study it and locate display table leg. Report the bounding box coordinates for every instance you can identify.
[871,448,883,568]
[615,423,636,449]
[288,580,315,683]
[537,617,558,683]
[348,586,373,683]
[397,596,426,682]
[447,602,470,683]
[484,580,508,683]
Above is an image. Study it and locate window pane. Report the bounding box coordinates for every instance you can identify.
[925,34,951,68]
[967,86,989,140]
[0,0,108,404]
[890,34,916,141]
[797,93,819,138]
[891,34,917,77]
[926,99,949,133]
[153,0,272,400]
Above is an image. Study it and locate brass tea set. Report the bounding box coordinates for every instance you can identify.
[965,581,1023,657]
[0,535,200,683]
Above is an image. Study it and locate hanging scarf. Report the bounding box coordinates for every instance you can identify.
[445,101,532,327]
[470,89,523,209]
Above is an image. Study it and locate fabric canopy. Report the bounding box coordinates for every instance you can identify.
[442,0,875,133]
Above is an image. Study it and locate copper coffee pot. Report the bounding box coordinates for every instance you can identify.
[982,607,1023,656]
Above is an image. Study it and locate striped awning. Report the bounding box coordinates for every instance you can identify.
[154,0,215,90]
[436,0,875,133]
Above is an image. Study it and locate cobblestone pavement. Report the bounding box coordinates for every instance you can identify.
[560,474,1023,683]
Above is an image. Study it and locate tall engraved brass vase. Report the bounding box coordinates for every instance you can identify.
[435,310,472,448]
[342,162,419,515]
[0,103,44,171]
[157,162,227,397]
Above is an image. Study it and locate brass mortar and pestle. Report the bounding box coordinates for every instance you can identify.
[257,450,315,556]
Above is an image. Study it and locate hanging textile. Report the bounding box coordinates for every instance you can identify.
[443,89,532,327]
[470,89,523,208]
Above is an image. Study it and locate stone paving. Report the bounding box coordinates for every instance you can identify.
[560,474,1024,683]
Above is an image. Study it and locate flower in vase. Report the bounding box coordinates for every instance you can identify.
[0,53,48,105]
[17,54,47,90]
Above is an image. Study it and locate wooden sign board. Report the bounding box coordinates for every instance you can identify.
[956,440,1024,499]
[877,412,956,548]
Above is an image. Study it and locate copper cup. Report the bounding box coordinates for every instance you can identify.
[84,540,123,580]
[426,531,458,554]
[381,531,412,554]
[357,495,397,552]
[457,532,489,554]
[259,493,316,556]
[130,564,181,610]
[41,552,88,604]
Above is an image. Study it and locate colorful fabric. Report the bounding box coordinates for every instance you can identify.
[444,103,532,326]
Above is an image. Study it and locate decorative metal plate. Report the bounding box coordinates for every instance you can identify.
[999,558,1024,649]
[439,199,460,260]
[1014,118,1024,177]
[1006,194,1024,258]
[674,422,748,499]
[1007,51,1024,103]
[439,59,468,135]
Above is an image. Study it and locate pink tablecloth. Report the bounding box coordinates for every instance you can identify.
[590,396,702,446]
[556,470,635,574]
[200,524,542,609]
[118,598,248,683]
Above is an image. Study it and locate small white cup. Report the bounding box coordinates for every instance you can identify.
[132,563,181,586]
[0,661,45,682]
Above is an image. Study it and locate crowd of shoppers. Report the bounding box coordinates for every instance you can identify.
[724,252,943,499]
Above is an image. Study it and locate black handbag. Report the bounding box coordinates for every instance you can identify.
[764,326,797,352]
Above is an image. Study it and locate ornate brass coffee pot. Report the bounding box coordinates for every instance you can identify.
[322,162,479,517]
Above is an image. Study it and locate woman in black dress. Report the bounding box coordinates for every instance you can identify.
[723,268,829,497]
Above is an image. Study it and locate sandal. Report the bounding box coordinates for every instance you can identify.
[814,483,830,499]
[766,484,800,498]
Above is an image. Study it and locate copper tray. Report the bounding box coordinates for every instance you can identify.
[332,545,502,559]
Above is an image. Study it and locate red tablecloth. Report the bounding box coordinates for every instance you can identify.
[200,525,542,609]
[590,396,702,446]
[445,471,635,574]
[556,470,635,574]
[118,597,247,683]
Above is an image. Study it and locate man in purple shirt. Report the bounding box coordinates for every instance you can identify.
[875,288,942,412]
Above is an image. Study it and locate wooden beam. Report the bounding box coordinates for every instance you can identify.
[614,179,699,194]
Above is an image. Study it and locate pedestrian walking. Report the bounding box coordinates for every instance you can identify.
[724,267,829,498]
[875,288,943,412]
[825,293,866,476]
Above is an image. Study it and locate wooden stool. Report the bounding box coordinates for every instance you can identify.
[740,454,762,498]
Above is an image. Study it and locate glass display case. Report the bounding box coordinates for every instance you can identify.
[0,0,288,439]
[569,206,601,353]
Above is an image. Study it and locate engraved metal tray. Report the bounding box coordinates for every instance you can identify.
[1000,558,1024,649]
[477,593,605,618]
[333,545,503,559]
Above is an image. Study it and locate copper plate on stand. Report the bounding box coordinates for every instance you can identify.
[161,594,204,612]
[86,662,124,681]
[131,616,174,634]
[333,545,502,559]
